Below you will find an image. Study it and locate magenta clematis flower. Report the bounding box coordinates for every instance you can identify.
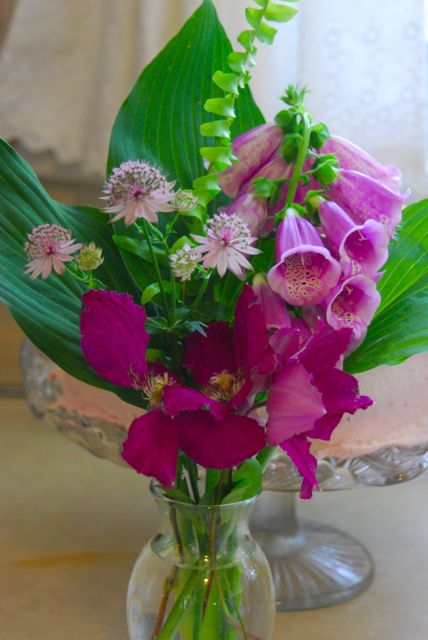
[223,192,272,237]
[79,288,266,487]
[219,124,284,198]
[24,224,82,280]
[191,212,260,278]
[102,160,176,226]
[325,275,381,341]
[267,209,341,306]
[319,201,389,277]
[267,322,373,498]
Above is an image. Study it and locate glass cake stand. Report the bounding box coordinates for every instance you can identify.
[20,340,428,611]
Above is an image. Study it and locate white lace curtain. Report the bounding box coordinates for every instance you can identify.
[0,0,426,196]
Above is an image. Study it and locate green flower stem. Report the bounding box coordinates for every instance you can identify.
[155,571,201,640]
[285,110,312,207]
[141,219,171,324]
[183,272,211,321]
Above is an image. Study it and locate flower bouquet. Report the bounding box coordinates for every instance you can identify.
[1,1,428,638]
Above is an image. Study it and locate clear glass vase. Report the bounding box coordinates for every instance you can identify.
[127,484,276,640]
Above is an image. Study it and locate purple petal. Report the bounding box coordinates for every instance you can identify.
[234,285,275,375]
[122,410,179,487]
[275,210,324,261]
[327,169,408,237]
[267,363,326,444]
[177,411,266,469]
[322,136,402,191]
[253,274,291,330]
[183,322,235,385]
[280,434,319,499]
[319,201,389,277]
[80,290,149,387]
[162,385,228,421]
[326,275,381,341]
[268,247,341,306]
[314,368,373,416]
[219,124,284,198]
[296,322,352,374]
[224,193,270,236]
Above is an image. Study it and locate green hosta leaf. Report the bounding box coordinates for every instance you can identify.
[212,70,240,95]
[108,0,264,185]
[345,200,428,373]
[200,119,231,139]
[0,140,144,407]
[256,22,278,45]
[265,2,298,22]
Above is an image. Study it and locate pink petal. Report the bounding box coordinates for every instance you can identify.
[176,411,266,469]
[80,290,150,387]
[253,274,291,330]
[280,434,319,499]
[267,364,326,444]
[234,285,275,375]
[122,410,179,487]
[162,385,228,421]
[183,322,235,385]
[326,275,381,341]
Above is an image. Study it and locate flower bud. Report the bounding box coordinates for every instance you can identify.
[77,243,104,271]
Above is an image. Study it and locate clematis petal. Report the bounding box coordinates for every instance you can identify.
[234,284,276,375]
[327,169,408,237]
[121,410,180,487]
[177,411,266,469]
[267,363,326,445]
[253,274,291,330]
[80,290,150,387]
[162,385,228,421]
[280,434,319,499]
[219,124,284,198]
[314,368,373,416]
[326,275,381,341]
[183,322,235,385]
[296,322,352,374]
[322,136,402,192]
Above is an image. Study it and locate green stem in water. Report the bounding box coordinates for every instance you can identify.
[257,445,278,473]
[285,110,312,207]
[155,572,201,640]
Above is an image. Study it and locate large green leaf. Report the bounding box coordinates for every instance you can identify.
[0,139,144,406]
[107,0,264,185]
[345,200,428,374]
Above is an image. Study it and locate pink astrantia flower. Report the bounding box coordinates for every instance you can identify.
[267,322,373,498]
[24,224,82,280]
[325,275,381,341]
[79,288,266,487]
[267,209,341,306]
[192,212,260,278]
[319,201,389,277]
[102,160,176,226]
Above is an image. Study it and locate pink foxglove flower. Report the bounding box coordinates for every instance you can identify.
[253,273,291,330]
[24,224,82,280]
[319,201,389,277]
[192,213,260,278]
[102,160,176,226]
[223,192,272,237]
[267,322,373,498]
[219,124,284,198]
[325,275,381,342]
[268,209,341,306]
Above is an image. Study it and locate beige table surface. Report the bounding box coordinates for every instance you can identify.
[1,397,427,640]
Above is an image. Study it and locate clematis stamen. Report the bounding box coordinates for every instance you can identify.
[142,373,176,407]
[204,370,245,402]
